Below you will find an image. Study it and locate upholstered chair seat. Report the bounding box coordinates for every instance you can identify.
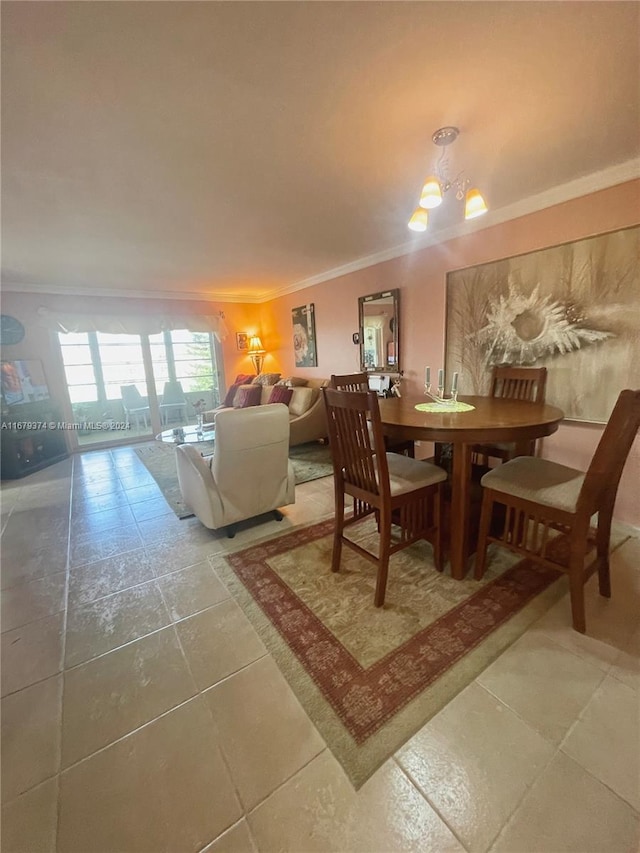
[481,457,586,513]
[385,452,447,496]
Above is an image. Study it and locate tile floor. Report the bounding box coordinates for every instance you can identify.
[1,446,639,853]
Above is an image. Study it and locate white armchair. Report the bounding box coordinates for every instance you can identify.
[176,403,295,537]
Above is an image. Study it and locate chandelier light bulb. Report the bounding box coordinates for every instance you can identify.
[408,207,429,232]
[464,188,488,219]
[419,177,443,210]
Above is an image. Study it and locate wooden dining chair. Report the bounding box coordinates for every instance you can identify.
[474,389,640,633]
[330,373,415,457]
[322,387,447,607]
[330,372,371,392]
[473,366,548,465]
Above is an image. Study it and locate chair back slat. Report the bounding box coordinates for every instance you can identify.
[331,372,415,458]
[330,373,369,392]
[323,387,389,498]
[491,366,547,404]
[579,389,640,515]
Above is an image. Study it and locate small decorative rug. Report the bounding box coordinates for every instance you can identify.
[214,518,574,788]
[289,441,333,483]
[135,441,333,519]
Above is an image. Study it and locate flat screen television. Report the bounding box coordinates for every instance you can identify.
[1,359,51,407]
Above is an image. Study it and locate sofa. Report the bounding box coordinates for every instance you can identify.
[204,376,328,447]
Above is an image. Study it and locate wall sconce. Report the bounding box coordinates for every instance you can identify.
[247,335,266,374]
[408,126,488,232]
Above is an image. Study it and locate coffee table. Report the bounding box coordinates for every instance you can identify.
[156,423,215,446]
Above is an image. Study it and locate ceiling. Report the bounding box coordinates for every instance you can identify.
[2,1,639,303]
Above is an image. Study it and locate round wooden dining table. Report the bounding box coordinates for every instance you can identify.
[377,394,565,579]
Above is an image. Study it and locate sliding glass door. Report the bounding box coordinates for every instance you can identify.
[57,329,222,448]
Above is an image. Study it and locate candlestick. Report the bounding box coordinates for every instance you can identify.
[423,365,460,407]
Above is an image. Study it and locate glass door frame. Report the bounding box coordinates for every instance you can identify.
[55,329,223,452]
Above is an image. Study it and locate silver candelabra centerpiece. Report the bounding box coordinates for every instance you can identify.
[424,367,459,407]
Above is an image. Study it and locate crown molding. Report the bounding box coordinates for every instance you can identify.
[0,281,267,304]
[261,158,640,302]
[2,159,638,305]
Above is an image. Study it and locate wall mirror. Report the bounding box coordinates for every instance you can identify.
[358,288,400,372]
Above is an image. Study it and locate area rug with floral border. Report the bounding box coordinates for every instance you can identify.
[211,517,613,789]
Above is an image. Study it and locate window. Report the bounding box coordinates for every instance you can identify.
[96,333,147,400]
[148,330,219,398]
[57,327,222,446]
[170,330,217,394]
[58,332,98,404]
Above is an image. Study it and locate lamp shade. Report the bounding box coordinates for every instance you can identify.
[247,335,265,354]
[464,188,488,219]
[407,207,429,232]
[419,177,443,209]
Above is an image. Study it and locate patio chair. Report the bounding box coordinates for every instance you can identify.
[474,389,640,633]
[322,386,447,607]
[120,385,150,429]
[160,380,188,425]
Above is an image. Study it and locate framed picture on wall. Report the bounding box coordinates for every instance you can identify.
[236,332,248,351]
[444,225,640,423]
[292,304,317,367]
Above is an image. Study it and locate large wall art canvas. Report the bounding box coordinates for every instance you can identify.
[445,226,639,423]
[292,303,318,367]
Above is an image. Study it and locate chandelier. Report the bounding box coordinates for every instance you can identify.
[408,126,488,232]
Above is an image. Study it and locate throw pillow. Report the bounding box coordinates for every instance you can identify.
[221,376,260,406]
[288,386,315,416]
[222,382,243,407]
[234,385,262,408]
[268,385,293,406]
[252,372,281,386]
[275,376,309,388]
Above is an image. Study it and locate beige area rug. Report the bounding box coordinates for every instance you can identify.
[135,441,333,519]
[214,518,580,788]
